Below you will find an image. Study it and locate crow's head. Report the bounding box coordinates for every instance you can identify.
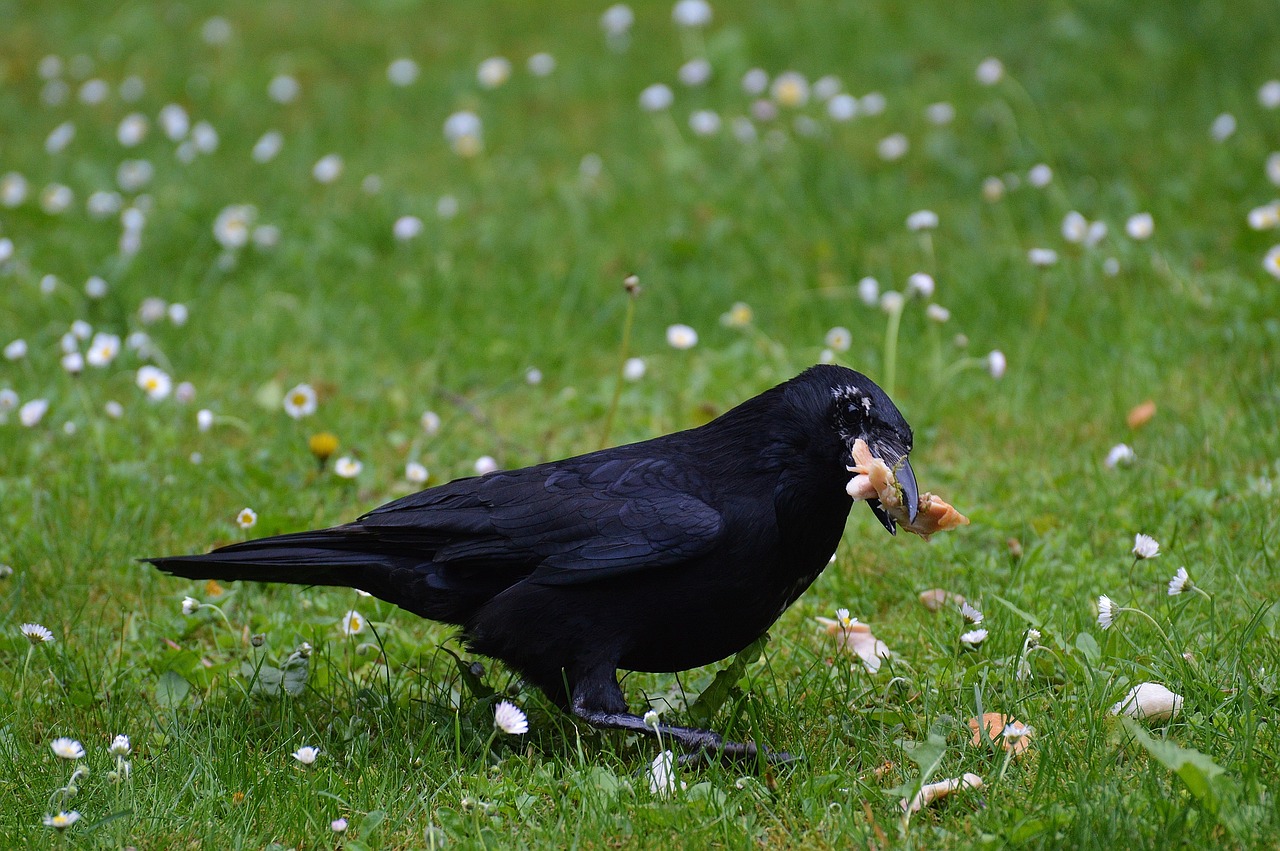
[794,365,917,535]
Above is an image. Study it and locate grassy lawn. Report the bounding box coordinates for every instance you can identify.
[2,0,1279,846]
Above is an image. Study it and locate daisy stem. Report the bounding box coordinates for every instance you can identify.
[200,603,238,643]
[918,232,936,275]
[995,746,1015,784]
[882,298,904,397]
[599,289,637,450]
[937,356,984,384]
[20,644,33,695]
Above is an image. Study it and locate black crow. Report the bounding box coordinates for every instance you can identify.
[148,364,918,759]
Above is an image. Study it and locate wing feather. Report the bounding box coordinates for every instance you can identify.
[354,456,723,585]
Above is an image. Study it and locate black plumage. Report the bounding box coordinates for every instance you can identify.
[149,364,918,758]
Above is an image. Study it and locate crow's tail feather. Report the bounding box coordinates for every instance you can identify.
[147,528,511,626]
[145,528,400,587]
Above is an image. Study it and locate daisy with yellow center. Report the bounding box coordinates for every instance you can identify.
[341,610,365,635]
[283,384,317,419]
[334,456,362,478]
[137,365,172,400]
[43,811,80,830]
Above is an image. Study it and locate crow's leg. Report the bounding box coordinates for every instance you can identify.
[568,670,791,763]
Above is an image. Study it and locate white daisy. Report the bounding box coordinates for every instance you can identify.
[879,291,905,314]
[1097,594,1115,630]
[679,58,712,87]
[475,456,499,475]
[1167,566,1191,596]
[959,628,988,648]
[268,74,301,104]
[51,738,85,759]
[46,121,76,155]
[1028,247,1059,267]
[61,352,85,375]
[213,205,256,249]
[110,734,131,756]
[493,700,529,735]
[252,130,284,163]
[666,323,698,350]
[313,154,343,184]
[924,101,955,125]
[159,103,190,140]
[1132,533,1160,560]
[960,602,984,624]
[1264,245,1280,280]
[86,333,120,367]
[1247,203,1280,231]
[827,93,858,121]
[857,276,879,305]
[42,811,81,830]
[906,210,938,232]
[877,133,908,161]
[926,304,951,323]
[443,111,483,156]
[987,350,1007,379]
[421,410,442,435]
[137,366,172,400]
[623,357,646,381]
[117,113,148,147]
[334,457,363,479]
[387,57,419,86]
[1125,213,1154,240]
[982,176,1005,202]
[1105,443,1135,469]
[1062,211,1088,244]
[975,57,1004,85]
[1027,163,1052,187]
[1259,80,1280,109]
[19,399,49,427]
[742,68,768,95]
[639,84,674,112]
[672,0,712,27]
[191,121,219,153]
[1002,721,1032,742]
[824,327,852,353]
[1210,112,1236,142]
[477,57,512,89]
[393,215,423,241]
[600,4,635,36]
[332,817,349,832]
[905,272,935,298]
[405,461,428,484]
[340,610,365,636]
[236,507,257,530]
[771,71,809,108]
[21,623,54,644]
[867,94,895,115]
[283,383,317,418]
[292,745,320,765]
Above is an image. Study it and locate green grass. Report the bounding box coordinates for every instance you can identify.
[2,0,1280,846]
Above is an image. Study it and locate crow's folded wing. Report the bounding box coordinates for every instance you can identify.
[355,456,725,585]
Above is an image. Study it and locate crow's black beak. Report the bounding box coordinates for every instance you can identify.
[864,451,918,535]
[898,456,919,524]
